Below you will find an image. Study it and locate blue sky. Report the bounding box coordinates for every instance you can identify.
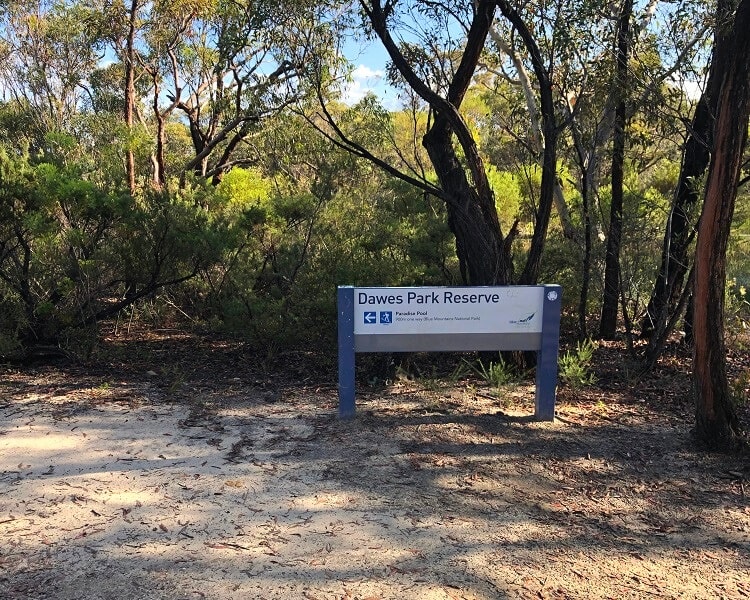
[339,36,401,108]
[341,64,394,105]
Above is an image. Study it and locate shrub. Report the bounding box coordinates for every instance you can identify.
[468,357,519,387]
[559,339,598,388]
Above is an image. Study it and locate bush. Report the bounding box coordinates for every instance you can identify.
[559,339,598,388]
[468,357,519,387]
[0,145,231,357]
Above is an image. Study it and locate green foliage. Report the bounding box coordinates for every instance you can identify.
[0,101,43,152]
[487,166,523,232]
[584,159,677,320]
[537,229,594,314]
[468,357,518,387]
[0,144,231,356]
[726,278,750,341]
[730,368,750,408]
[204,170,457,351]
[216,167,272,214]
[196,109,455,351]
[559,339,598,388]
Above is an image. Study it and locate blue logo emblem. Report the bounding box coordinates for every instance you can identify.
[363,311,377,324]
[380,311,392,324]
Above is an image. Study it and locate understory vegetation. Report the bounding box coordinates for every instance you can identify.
[1,114,747,363]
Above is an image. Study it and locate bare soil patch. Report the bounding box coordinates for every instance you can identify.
[1,329,749,599]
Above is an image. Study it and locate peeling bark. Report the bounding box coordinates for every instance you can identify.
[693,0,750,449]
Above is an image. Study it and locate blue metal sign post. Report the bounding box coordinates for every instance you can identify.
[337,286,357,419]
[337,285,561,421]
[535,287,562,421]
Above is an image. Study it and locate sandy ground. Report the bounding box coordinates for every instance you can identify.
[1,358,749,599]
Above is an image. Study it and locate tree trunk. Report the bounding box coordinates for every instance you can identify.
[363,0,513,286]
[693,0,750,449]
[495,0,560,286]
[423,119,511,285]
[151,69,166,188]
[641,92,714,341]
[124,0,139,195]
[641,0,731,348]
[599,0,633,339]
[572,124,593,339]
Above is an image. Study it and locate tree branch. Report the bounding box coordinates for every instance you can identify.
[300,96,446,201]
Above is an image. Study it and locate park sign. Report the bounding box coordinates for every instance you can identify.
[337,285,561,421]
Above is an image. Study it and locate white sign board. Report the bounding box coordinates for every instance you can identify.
[338,284,562,420]
[353,286,545,335]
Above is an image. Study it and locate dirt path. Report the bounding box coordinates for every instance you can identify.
[1,341,749,599]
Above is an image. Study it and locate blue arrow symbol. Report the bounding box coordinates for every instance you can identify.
[364,311,377,324]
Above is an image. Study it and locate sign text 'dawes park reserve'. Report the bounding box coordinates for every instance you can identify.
[354,286,544,346]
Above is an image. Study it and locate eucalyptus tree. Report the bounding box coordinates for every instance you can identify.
[308,0,513,285]
[376,0,517,285]
[0,0,105,149]
[309,0,568,286]
[540,0,712,339]
[598,0,635,339]
[156,0,334,185]
[489,0,561,286]
[692,0,750,449]
[599,0,711,339]
[123,0,139,192]
[640,0,730,356]
[138,0,208,187]
[486,9,576,244]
